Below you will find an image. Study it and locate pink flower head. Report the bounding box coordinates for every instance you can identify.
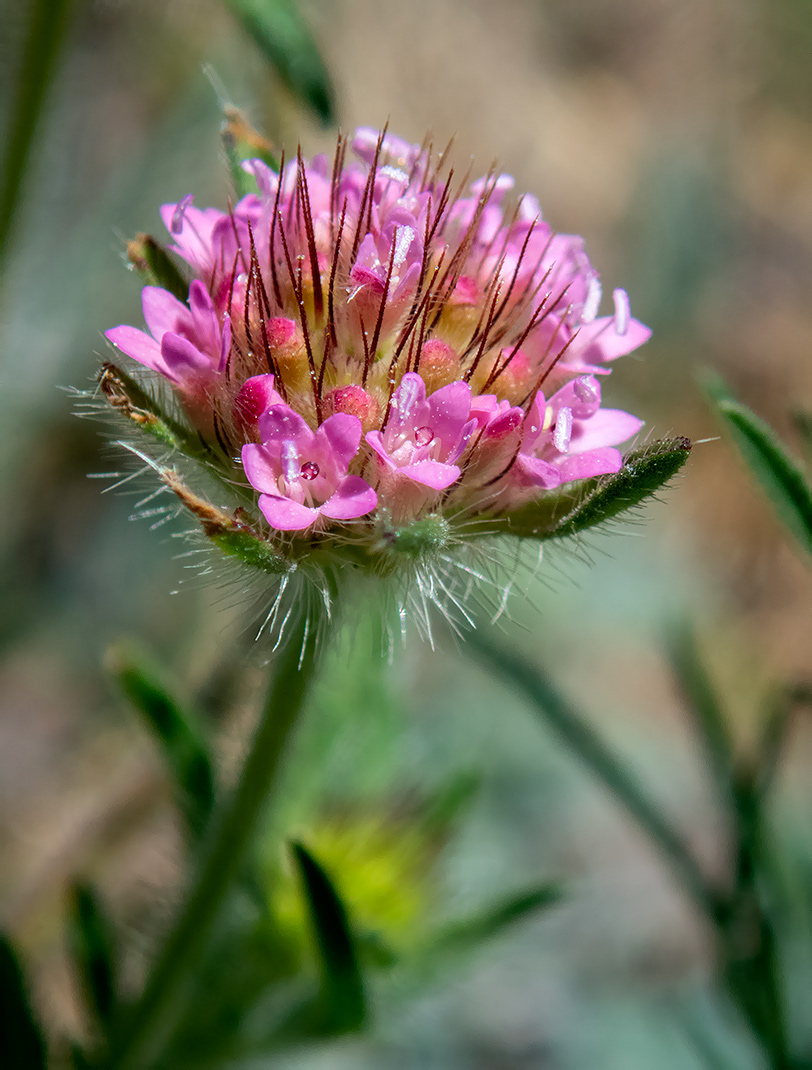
[241,406,377,531]
[104,126,654,547]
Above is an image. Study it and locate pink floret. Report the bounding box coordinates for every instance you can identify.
[242,406,377,531]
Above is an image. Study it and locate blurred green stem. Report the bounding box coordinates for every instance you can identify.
[464,630,721,923]
[0,0,75,276]
[102,605,330,1070]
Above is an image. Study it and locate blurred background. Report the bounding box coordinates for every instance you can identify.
[1,0,812,1066]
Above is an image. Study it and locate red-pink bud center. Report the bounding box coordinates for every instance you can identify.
[323,385,381,433]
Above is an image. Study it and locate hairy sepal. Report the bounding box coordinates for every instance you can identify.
[501,437,692,541]
[98,363,188,451]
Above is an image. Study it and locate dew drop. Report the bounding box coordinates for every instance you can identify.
[300,461,320,480]
[414,426,434,446]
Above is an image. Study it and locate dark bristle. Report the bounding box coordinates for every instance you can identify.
[464,282,504,384]
[277,212,322,421]
[297,147,324,321]
[327,198,348,351]
[267,146,286,309]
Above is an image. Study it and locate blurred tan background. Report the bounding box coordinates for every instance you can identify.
[1,0,811,1065]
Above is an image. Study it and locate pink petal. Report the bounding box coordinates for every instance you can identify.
[320,476,378,520]
[105,325,168,377]
[257,405,313,447]
[188,280,221,355]
[557,448,622,483]
[548,376,601,420]
[316,413,363,469]
[258,494,320,531]
[160,202,222,271]
[241,443,279,494]
[398,460,461,490]
[514,454,561,489]
[365,430,395,470]
[234,375,282,431]
[160,333,213,378]
[570,409,643,453]
[426,380,472,452]
[142,287,191,342]
[576,315,652,363]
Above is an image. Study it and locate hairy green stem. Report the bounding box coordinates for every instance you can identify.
[464,630,721,923]
[102,608,328,1070]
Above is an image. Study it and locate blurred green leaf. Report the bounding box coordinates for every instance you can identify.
[500,437,692,541]
[224,0,336,125]
[705,375,812,556]
[108,645,216,837]
[791,410,812,463]
[68,883,117,1030]
[290,840,366,1033]
[429,883,561,957]
[0,0,76,275]
[0,934,46,1070]
[667,624,737,809]
[463,630,720,921]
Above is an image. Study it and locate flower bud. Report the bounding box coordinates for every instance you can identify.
[416,339,461,393]
[323,385,381,432]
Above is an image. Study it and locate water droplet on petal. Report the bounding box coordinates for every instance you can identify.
[414,426,434,446]
[300,461,320,480]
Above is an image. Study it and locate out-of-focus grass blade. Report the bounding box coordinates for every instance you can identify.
[463,630,720,921]
[108,645,215,838]
[753,684,812,806]
[705,376,812,556]
[430,883,561,957]
[0,934,46,1069]
[792,410,812,463]
[290,841,366,1033]
[68,883,116,1029]
[224,0,336,125]
[667,624,737,809]
[0,0,76,275]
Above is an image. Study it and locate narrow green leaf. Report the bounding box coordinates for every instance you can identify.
[500,437,692,540]
[667,625,737,809]
[290,841,366,1033]
[430,883,561,956]
[68,883,116,1029]
[462,630,720,921]
[0,0,75,274]
[792,410,812,462]
[127,234,189,302]
[752,684,812,806]
[0,934,46,1070]
[108,646,215,837]
[224,0,336,125]
[715,397,812,556]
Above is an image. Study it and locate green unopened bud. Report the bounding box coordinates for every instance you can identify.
[549,437,692,539]
[498,437,692,541]
[384,514,451,559]
[127,233,189,302]
[210,529,293,576]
